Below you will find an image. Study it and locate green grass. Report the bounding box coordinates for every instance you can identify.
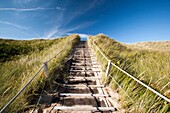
[88,34,170,113]
[0,35,80,113]
[0,38,59,62]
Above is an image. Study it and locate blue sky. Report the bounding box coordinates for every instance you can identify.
[0,0,170,43]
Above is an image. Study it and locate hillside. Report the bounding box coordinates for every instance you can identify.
[126,41,170,51]
[0,35,80,113]
[88,34,170,112]
[0,38,61,62]
[1,34,169,113]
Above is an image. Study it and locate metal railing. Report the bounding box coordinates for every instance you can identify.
[0,39,74,113]
[90,39,170,103]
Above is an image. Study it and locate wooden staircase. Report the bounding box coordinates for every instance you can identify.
[53,41,116,113]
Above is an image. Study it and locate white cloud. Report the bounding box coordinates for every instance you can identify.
[46,24,87,39]
[78,33,89,38]
[0,7,55,12]
[42,0,99,39]
[0,6,65,12]
[46,26,60,38]
[58,0,99,28]
[0,20,28,30]
[13,0,37,4]
[56,7,65,11]
[0,20,40,37]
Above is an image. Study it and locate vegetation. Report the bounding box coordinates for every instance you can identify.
[0,38,59,62]
[88,34,170,113]
[126,41,170,51]
[0,35,80,113]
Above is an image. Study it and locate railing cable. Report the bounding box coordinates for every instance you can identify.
[0,39,75,113]
[90,39,170,103]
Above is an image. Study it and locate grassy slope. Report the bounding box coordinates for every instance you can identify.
[0,35,80,113]
[88,34,170,113]
[126,41,170,51]
[0,38,58,62]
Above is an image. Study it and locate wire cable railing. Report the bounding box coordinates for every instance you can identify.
[90,39,170,103]
[0,39,74,113]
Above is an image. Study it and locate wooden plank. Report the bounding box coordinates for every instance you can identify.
[54,106,115,111]
[74,60,92,62]
[69,70,100,72]
[63,84,105,88]
[73,55,94,57]
[72,62,98,65]
[71,65,99,68]
[75,57,95,60]
[59,93,109,97]
[75,48,92,50]
[69,77,100,79]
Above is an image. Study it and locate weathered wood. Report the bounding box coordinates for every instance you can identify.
[73,55,95,57]
[43,62,48,78]
[63,84,105,88]
[59,93,109,97]
[69,77,100,79]
[75,57,94,60]
[71,65,99,68]
[72,62,98,65]
[105,60,112,77]
[70,70,100,72]
[54,106,116,111]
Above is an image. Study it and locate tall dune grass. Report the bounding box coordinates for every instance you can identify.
[0,38,59,62]
[127,41,170,51]
[0,35,80,113]
[88,34,170,112]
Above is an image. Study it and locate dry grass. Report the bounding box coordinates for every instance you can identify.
[88,34,170,113]
[0,35,80,113]
[126,41,170,51]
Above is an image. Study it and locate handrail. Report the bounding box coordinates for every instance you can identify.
[90,39,170,103]
[0,66,44,113]
[0,39,74,113]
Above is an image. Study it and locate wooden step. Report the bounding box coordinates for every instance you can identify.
[69,70,100,72]
[72,62,97,64]
[63,84,105,88]
[73,57,94,60]
[54,106,116,111]
[75,48,92,50]
[73,55,94,57]
[69,77,100,79]
[59,93,109,97]
[71,65,99,68]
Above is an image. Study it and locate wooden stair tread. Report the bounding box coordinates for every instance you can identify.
[59,93,109,97]
[63,84,105,88]
[54,106,116,111]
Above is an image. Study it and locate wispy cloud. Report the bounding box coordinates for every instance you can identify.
[11,0,39,5]
[46,23,91,39]
[43,0,99,39]
[46,26,80,38]
[13,0,34,4]
[62,0,99,26]
[46,26,60,38]
[0,20,40,37]
[56,7,65,11]
[0,20,28,30]
[0,7,64,12]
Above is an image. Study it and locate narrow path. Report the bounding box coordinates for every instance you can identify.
[53,41,116,113]
[30,41,119,113]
